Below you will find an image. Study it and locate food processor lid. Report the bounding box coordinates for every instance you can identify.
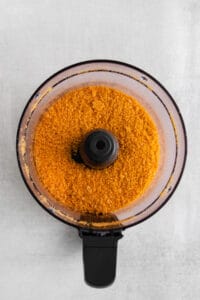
[17,60,187,231]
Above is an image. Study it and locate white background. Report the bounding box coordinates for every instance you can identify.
[0,0,199,299]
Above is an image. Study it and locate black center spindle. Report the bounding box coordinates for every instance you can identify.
[80,129,119,169]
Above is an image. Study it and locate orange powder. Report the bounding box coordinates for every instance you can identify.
[33,86,160,214]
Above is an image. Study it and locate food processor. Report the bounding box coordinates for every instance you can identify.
[16,60,187,287]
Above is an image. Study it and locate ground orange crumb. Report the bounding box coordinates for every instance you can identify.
[33,86,160,214]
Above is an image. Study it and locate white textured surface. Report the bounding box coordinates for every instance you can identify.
[0,0,199,299]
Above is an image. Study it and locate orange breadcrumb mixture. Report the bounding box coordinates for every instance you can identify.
[33,86,160,214]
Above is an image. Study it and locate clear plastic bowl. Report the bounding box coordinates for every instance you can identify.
[17,60,187,230]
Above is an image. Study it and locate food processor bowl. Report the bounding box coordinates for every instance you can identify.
[17,60,187,287]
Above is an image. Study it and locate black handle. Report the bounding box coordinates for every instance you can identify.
[79,230,123,287]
